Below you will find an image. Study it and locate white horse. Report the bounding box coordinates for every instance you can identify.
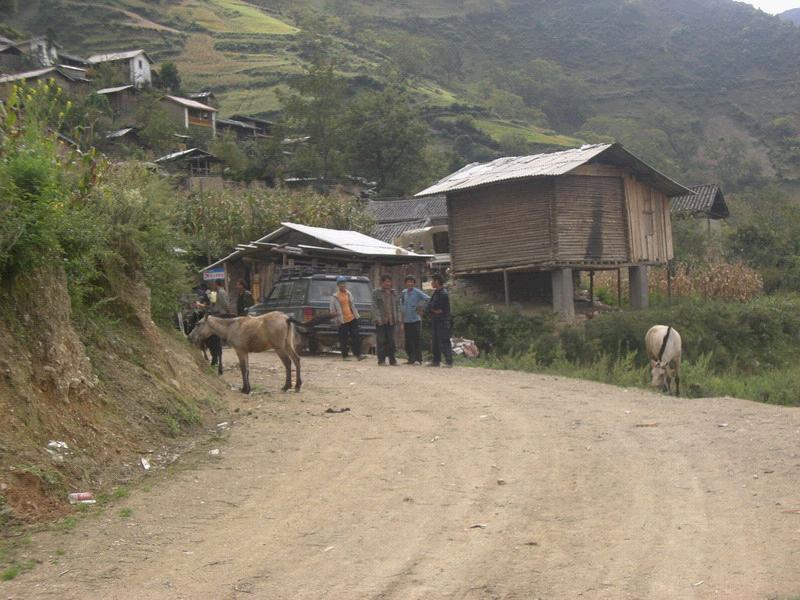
[645,325,682,396]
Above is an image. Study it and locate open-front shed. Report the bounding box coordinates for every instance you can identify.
[415,143,693,318]
[201,222,430,303]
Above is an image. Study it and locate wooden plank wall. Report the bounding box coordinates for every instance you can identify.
[623,175,674,263]
[553,175,629,262]
[448,179,554,273]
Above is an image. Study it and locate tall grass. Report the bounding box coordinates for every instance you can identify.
[453,295,800,406]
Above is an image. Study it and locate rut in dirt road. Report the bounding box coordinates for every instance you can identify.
[5,352,800,600]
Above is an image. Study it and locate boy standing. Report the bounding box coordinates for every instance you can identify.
[330,276,365,361]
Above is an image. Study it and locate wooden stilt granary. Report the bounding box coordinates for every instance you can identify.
[414,143,694,319]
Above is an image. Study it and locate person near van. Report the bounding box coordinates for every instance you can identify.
[400,275,430,365]
[372,274,401,366]
[329,276,365,361]
[212,280,232,317]
[236,279,255,316]
[427,273,453,368]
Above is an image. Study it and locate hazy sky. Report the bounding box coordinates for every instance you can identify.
[741,0,798,13]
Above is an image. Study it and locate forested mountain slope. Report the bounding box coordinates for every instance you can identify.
[4,0,800,188]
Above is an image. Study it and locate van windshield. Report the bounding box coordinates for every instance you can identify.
[309,280,372,305]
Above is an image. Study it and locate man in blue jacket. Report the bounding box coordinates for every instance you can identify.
[400,275,429,365]
[427,273,453,368]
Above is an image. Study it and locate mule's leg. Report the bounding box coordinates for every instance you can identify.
[275,350,292,392]
[286,344,302,391]
[236,349,250,394]
[674,356,681,397]
[215,337,223,376]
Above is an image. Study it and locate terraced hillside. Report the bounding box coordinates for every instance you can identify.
[5,0,800,185]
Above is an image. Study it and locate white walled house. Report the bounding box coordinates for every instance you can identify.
[87,49,153,88]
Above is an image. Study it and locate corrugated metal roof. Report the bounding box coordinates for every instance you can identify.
[96,84,134,95]
[154,148,216,163]
[415,143,691,198]
[87,49,152,64]
[106,127,136,139]
[261,223,426,257]
[367,196,447,224]
[163,94,217,112]
[0,67,55,83]
[217,118,259,131]
[671,184,729,219]
[371,220,430,243]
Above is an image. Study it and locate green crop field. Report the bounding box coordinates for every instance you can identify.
[474,119,582,148]
[170,0,298,35]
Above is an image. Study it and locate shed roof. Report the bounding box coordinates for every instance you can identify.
[87,49,153,64]
[415,143,691,198]
[163,94,217,112]
[154,148,216,163]
[0,66,55,83]
[367,196,447,224]
[96,84,134,95]
[106,127,137,139]
[217,117,259,131]
[670,184,730,219]
[260,223,425,257]
[371,219,430,244]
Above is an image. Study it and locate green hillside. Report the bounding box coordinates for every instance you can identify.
[4,0,800,190]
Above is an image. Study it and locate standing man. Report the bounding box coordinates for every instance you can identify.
[372,274,401,366]
[330,276,366,361]
[400,275,429,365]
[427,273,453,368]
[235,279,255,316]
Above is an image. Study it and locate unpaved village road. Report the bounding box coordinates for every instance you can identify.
[5,351,800,600]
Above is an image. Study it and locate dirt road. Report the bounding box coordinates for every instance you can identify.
[5,351,800,599]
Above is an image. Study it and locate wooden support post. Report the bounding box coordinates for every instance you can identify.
[589,270,595,307]
[617,269,622,307]
[503,269,510,307]
[629,265,649,309]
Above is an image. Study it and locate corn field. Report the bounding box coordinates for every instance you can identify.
[593,261,762,304]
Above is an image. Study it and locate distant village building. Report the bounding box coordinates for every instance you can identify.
[95,84,137,116]
[160,95,217,136]
[367,196,449,266]
[87,49,153,88]
[154,147,219,177]
[415,143,693,319]
[187,90,218,108]
[0,66,89,99]
[229,114,273,138]
[670,184,730,234]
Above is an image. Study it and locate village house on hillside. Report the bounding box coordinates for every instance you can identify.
[670,184,730,234]
[160,94,218,136]
[86,49,153,88]
[367,196,450,266]
[415,143,693,319]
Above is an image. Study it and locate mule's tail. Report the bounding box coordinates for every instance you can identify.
[657,325,672,363]
[288,314,334,333]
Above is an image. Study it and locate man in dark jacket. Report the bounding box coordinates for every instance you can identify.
[236,279,255,316]
[372,274,401,366]
[427,273,453,368]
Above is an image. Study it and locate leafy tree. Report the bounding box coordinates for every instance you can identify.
[0,0,18,14]
[277,56,347,182]
[158,62,182,94]
[726,187,800,292]
[342,83,429,196]
[135,92,180,155]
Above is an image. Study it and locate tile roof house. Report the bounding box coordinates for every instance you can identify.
[670,184,729,219]
[87,49,153,88]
